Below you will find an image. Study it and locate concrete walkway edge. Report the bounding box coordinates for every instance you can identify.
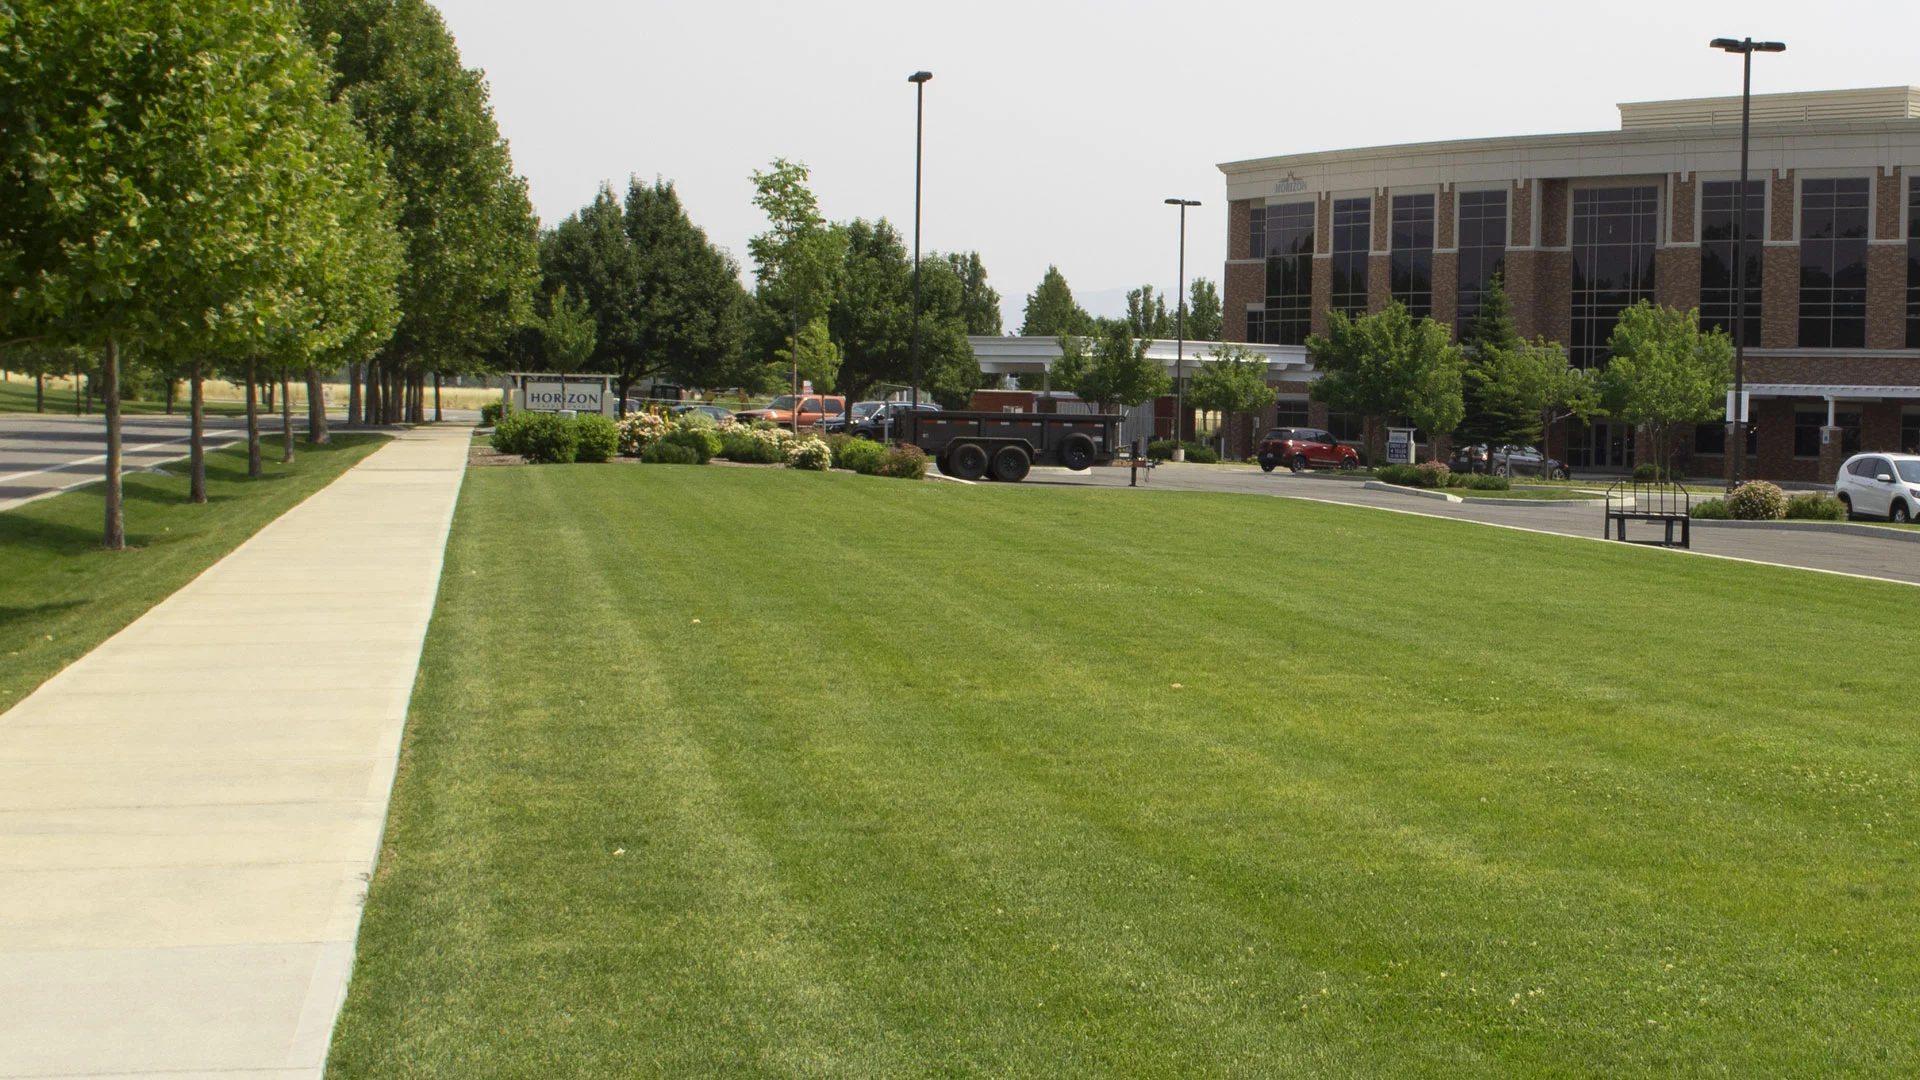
[0,424,471,1079]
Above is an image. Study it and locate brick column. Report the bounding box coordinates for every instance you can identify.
[1818,426,1846,484]
[1762,170,1798,348]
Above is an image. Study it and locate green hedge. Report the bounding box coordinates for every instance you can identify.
[1147,439,1221,463]
[1690,498,1729,519]
[876,443,926,479]
[640,439,701,465]
[479,401,504,426]
[1785,493,1846,521]
[575,414,619,463]
[1376,463,1509,491]
[661,427,718,463]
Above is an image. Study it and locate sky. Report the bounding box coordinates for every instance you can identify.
[432,0,1920,331]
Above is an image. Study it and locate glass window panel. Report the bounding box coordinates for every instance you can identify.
[1570,186,1658,368]
[1800,178,1871,347]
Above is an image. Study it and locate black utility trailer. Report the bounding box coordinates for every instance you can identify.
[897,411,1126,482]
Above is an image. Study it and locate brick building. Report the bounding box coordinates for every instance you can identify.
[1219,86,1920,481]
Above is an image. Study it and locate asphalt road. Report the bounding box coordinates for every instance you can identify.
[0,414,257,512]
[1014,462,1920,588]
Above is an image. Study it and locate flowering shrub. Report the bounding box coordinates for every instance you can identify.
[875,443,927,479]
[786,435,832,471]
[718,422,793,464]
[1415,460,1451,483]
[617,410,670,456]
[1726,480,1787,520]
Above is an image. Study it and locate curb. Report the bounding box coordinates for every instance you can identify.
[1689,518,1920,544]
[1457,495,1605,505]
[1363,480,1461,503]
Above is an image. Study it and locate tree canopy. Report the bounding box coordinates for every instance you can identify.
[1019,266,1094,337]
[1052,321,1170,412]
[1185,279,1224,341]
[1306,303,1464,459]
[1594,301,1731,478]
[1188,343,1277,423]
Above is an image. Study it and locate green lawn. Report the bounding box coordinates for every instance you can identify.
[328,464,1919,1079]
[0,434,388,707]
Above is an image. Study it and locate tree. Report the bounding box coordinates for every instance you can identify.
[946,251,1002,335]
[1187,343,1277,454]
[1052,320,1170,412]
[1019,266,1093,337]
[1594,301,1732,479]
[2,0,400,540]
[302,0,541,422]
[1186,278,1223,342]
[825,220,979,404]
[539,285,598,373]
[747,159,846,396]
[1306,303,1465,462]
[1125,285,1175,337]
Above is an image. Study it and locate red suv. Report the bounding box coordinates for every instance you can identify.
[1258,428,1359,472]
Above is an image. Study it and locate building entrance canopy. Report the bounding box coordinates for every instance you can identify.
[968,336,1312,378]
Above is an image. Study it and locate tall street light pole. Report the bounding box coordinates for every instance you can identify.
[909,71,932,408]
[1165,198,1200,456]
[1710,36,1785,490]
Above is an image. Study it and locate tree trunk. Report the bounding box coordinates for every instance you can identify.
[364,362,380,426]
[103,340,124,550]
[35,372,44,412]
[433,371,442,422]
[346,361,361,428]
[165,376,175,415]
[306,365,330,445]
[73,361,82,415]
[190,362,207,504]
[280,366,294,464]
[246,357,262,479]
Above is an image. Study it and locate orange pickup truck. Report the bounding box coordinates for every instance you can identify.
[733,394,845,429]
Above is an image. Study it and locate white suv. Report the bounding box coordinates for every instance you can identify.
[1834,453,1920,523]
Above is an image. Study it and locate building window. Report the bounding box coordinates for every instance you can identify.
[1903,411,1920,454]
[1799,178,1869,348]
[1390,194,1434,320]
[1456,190,1507,327]
[1274,400,1310,428]
[1262,201,1314,345]
[1694,421,1725,455]
[1330,197,1370,317]
[1907,177,1919,348]
[1245,308,1264,344]
[1790,410,1858,457]
[1571,186,1659,369]
[1699,179,1764,345]
[1249,206,1266,260]
[1325,411,1366,441]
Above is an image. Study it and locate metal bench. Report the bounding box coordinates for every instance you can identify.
[1604,480,1692,548]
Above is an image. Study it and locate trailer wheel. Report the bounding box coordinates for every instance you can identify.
[991,445,1031,483]
[950,442,989,481]
[1060,434,1096,471]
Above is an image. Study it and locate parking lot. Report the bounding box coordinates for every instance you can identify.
[1016,463,1920,587]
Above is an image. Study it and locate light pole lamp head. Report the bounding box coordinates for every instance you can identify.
[1164,198,1201,207]
[908,71,933,84]
[1710,38,1786,53]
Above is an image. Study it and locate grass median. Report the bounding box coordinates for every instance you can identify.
[1,433,388,708]
[329,463,1919,1079]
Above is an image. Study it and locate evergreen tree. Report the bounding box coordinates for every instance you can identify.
[1186,278,1224,341]
[1125,285,1175,337]
[1019,266,1093,337]
[946,251,1002,336]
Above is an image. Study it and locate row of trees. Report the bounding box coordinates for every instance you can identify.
[1310,274,1734,473]
[1015,266,1223,342]
[0,0,539,546]
[517,159,1005,410]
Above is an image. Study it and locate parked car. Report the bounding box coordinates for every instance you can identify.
[1451,443,1569,480]
[671,403,734,424]
[819,400,885,435]
[1835,452,1920,523]
[1258,428,1359,472]
[1447,443,1491,473]
[732,394,846,429]
[850,401,942,441]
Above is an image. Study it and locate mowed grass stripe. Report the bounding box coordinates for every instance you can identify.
[327,465,1920,1079]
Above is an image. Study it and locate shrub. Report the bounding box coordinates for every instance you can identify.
[574,414,619,463]
[1146,439,1177,462]
[519,412,580,464]
[661,426,717,463]
[1375,463,1420,486]
[1416,460,1451,485]
[1633,463,1659,481]
[1691,498,1729,519]
[836,437,887,474]
[1726,479,1787,520]
[489,410,533,456]
[479,401,504,426]
[875,443,927,479]
[673,410,717,432]
[1182,441,1220,464]
[1784,492,1847,521]
[786,434,832,470]
[717,422,791,464]
[617,410,670,456]
[640,439,701,465]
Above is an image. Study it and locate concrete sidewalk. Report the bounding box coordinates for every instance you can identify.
[0,424,470,1079]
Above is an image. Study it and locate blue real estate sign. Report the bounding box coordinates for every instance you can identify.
[1387,428,1415,465]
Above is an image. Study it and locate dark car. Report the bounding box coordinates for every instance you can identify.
[1451,443,1569,479]
[1258,428,1359,473]
[850,401,941,442]
[671,403,734,424]
[819,400,884,435]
